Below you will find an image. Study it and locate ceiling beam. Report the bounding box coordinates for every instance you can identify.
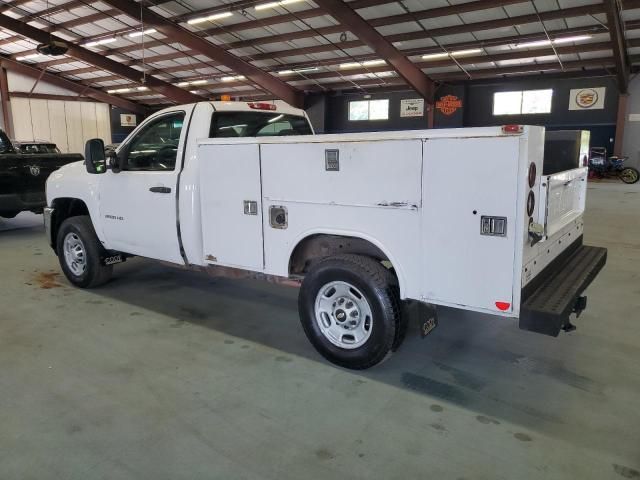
[604,0,630,93]
[99,0,304,108]
[293,0,434,100]
[0,13,200,104]
[0,56,147,114]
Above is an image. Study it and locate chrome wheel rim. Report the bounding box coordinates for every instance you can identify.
[63,232,87,277]
[314,281,373,349]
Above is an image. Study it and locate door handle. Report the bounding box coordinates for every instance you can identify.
[149,186,171,193]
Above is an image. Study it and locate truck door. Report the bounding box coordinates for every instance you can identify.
[98,110,189,263]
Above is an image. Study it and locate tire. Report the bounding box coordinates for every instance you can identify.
[619,167,639,184]
[56,215,113,288]
[298,254,403,370]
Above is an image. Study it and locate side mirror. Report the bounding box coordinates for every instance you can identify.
[84,138,106,174]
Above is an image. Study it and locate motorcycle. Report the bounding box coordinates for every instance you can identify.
[589,147,639,184]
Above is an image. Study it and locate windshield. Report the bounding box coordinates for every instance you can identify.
[210,112,312,138]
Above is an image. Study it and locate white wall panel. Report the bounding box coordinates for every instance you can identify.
[10,97,33,141]
[80,102,98,141]
[9,92,111,153]
[47,100,69,153]
[64,101,84,154]
[95,103,111,144]
[29,99,51,141]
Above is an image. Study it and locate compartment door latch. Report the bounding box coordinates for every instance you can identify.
[480,216,507,236]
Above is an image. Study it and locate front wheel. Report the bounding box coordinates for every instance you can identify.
[298,254,403,370]
[56,215,113,288]
[619,167,639,184]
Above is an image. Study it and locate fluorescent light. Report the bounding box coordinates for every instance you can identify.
[128,29,157,38]
[221,75,245,82]
[421,52,449,60]
[106,88,131,94]
[177,81,189,87]
[137,86,149,91]
[278,66,319,75]
[516,35,592,48]
[191,79,207,85]
[16,53,40,61]
[451,48,481,57]
[553,35,592,44]
[84,37,116,47]
[422,48,481,60]
[340,59,386,69]
[255,0,304,10]
[187,11,233,25]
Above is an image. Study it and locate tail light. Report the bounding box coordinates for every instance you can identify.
[502,125,523,134]
[248,102,277,111]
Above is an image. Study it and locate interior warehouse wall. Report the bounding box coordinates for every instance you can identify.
[464,74,619,153]
[6,71,111,154]
[621,75,640,170]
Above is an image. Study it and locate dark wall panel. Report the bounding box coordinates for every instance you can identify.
[325,91,430,133]
[464,75,618,127]
[110,106,144,144]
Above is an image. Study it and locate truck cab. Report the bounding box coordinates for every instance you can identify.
[44,101,606,370]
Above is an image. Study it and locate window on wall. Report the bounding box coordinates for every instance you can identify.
[349,99,389,121]
[493,89,553,115]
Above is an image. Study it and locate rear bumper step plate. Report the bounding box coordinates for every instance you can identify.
[520,240,607,336]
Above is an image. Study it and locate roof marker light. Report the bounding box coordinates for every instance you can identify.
[502,125,523,134]
[248,102,277,111]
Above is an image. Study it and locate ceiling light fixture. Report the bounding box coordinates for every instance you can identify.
[106,88,131,94]
[278,66,319,75]
[221,75,246,82]
[16,53,41,61]
[128,29,157,38]
[516,35,592,48]
[84,37,116,47]
[340,59,386,69]
[255,0,304,10]
[187,11,233,25]
[422,48,482,60]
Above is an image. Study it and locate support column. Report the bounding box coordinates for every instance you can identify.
[614,93,629,157]
[427,103,434,128]
[0,66,13,138]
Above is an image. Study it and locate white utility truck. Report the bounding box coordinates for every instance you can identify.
[44,101,606,369]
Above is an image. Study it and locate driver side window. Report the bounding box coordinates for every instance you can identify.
[123,112,185,171]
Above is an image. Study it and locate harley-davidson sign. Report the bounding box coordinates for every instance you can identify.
[436,95,463,115]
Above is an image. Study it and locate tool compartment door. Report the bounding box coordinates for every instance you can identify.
[198,143,264,270]
[422,136,520,314]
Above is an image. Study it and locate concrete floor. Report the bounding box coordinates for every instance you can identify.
[0,181,639,480]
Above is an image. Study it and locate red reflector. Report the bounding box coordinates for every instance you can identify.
[248,102,277,111]
[495,301,511,311]
[502,125,523,134]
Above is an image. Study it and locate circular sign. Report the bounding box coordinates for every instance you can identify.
[574,89,598,109]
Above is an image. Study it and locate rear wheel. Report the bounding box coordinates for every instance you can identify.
[298,254,403,370]
[56,215,112,288]
[619,167,639,184]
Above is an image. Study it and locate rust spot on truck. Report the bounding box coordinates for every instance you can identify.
[205,254,218,262]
